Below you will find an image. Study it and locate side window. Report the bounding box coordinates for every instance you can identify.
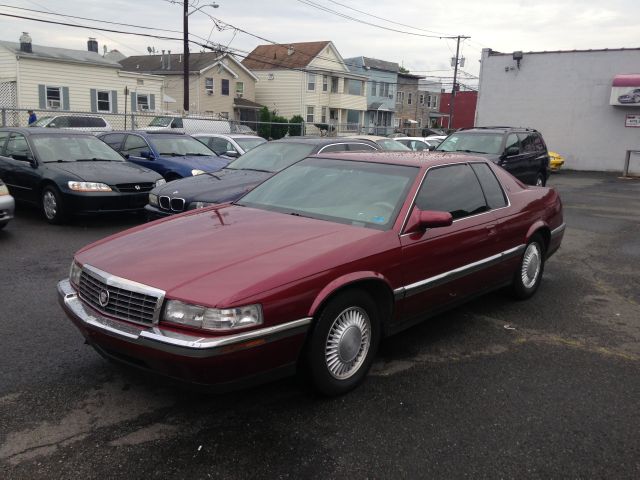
[518,133,537,153]
[504,133,519,155]
[122,135,150,157]
[319,143,348,153]
[51,116,70,128]
[5,134,33,160]
[0,131,10,155]
[415,164,488,220]
[470,163,507,209]
[347,143,377,151]
[413,141,427,151]
[100,133,125,150]
[172,118,183,128]
[532,134,546,152]
[208,137,233,155]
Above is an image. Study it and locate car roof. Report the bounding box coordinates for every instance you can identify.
[101,131,187,138]
[269,136,378,146]
[350,135,391,141]
[310,151,488,168]
[192,133,264,140]
[458,126,539,134]
[0,127,95,136]
[394,137,429,141]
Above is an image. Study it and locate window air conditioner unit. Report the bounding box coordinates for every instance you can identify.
[206,90,213,95]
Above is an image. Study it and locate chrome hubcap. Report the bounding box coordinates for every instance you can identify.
[325,306,371,380]
[521,243,541,289]
[43,191,57,219]
[536,176,544,186]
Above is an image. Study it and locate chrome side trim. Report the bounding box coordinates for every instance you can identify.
[58,279,311,358]
[550,223,566,237]
[394,244,526,299]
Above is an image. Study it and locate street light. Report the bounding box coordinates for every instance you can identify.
[184,2,219,113]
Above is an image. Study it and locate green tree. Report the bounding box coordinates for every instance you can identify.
[289,115,304,136]
[398,66,410,74]
[271,114,289,139]
[258,106,271,139]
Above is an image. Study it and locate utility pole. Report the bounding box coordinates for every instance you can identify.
[183,0,189,113]
[448,35,470,129]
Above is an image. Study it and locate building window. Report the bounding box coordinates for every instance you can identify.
[346,79,363,96]
[418,118,422,128]
[236,81,244,96]
[371,81,377,97]
[221,79,229,96]
[136,93,149,110]
[396,91,404,104]
[331,77,339,93]
[97,90,111,112]
[419,94,424,105]
[384,83,390,98]
[322,75,328,92]
[307,73,316,91]
[407,93,412,105]
[433,96,438,108]
[306,105,314,123]
[46,86,62,109]
[205,77,214,94]
[394,117,400,127]
[321,106,327,123]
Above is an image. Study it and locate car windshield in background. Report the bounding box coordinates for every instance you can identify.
[437,133,503,154]
[148,117,173,127]
[376,139,411,151]
[31,135,125,163]
[30,117,54,127]
[227,142,317,173]
[151,136,215,156]
[238,158,418,230]
[234,137,267,152]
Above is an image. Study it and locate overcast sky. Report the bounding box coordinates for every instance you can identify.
[2,0,640,89]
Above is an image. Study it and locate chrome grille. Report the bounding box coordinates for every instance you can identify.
[159,196,171,210]
[115,182,154,193]
[170,198,185,211]
[77,267,164,325]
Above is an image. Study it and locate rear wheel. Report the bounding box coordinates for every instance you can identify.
[305,290,380,396]
[535,172,546,186]
[41,185,66,224]
[511,234,545,299]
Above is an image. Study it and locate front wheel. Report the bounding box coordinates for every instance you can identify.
[511,234,545,299]
[41,185,67,224]
[305,290,380,396]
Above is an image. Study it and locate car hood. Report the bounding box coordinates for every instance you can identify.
[153,168,272,203]
[48,161,161,183]
[161,155,230,172]
[75,205,390,306]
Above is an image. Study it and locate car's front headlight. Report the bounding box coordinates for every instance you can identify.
[155,179,167,187]
[68,181,112,192]
[0,184,9,196]
[191,169,205,176]
[164,300,263,331]
[69,259,82,286]
[148,193,159,207]
[189,201,215,210]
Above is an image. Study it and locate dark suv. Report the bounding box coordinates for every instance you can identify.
[436,127,550,186]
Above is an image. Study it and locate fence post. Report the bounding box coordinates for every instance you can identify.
[130,113,136,130]
[1,108,5,127]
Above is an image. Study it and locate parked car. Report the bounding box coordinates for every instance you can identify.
[0,178,15,229]
[549,151,565,171]
[435,127,551,186]
[394,137,439,151]
[145,116,233,134]
[617,88,640,104]
[0,128,165,223]
[351,135,411,151]
[30,115,112,133]
[145,136,381,219]
[425,135,447,144]
[193,133,267,158]
[98,131,230,182]
[59,151,565,395]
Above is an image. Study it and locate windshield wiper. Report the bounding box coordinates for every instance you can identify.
[159,152,184,156]
[238,168,272,173]
[204,172,222,180]
[456,149,487,154]
[45,159,72,163]
[76,158,117,162]
[185,153,209,156]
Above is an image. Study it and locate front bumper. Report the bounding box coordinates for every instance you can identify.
[57,279,311,384]
[144,204,174,220]
[0,194,15,225]
[63,190,150,215]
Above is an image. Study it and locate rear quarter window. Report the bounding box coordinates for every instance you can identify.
[470,163,508,209]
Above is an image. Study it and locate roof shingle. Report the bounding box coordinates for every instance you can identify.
[241,41,331,70]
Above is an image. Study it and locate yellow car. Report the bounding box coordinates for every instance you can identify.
[549,151,565,171]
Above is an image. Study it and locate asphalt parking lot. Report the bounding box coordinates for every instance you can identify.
[1,171,639,479]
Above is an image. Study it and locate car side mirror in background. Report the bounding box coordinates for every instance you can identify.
[428,145,436,151]
[404,208,453,234]
[140,150,155,159]
[225,150,240,158]
[11,153,33,163]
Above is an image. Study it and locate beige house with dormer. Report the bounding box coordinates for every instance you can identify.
[242,41,368,133]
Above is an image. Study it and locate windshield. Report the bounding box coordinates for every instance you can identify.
[31,135,125,163]
[375,139,411,151]
[436,133,503,154]
[238,158,418,230]
[148,117,173,127]
[235,137,267,152]
[151,136,216,156]
[227,142,316,172]
[31,117,54,127]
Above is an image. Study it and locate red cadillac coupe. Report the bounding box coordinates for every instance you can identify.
[58,152,565,395]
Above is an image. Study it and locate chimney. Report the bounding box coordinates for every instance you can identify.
[87,37,98,53]
[19,32,32,53]
[167,50,171,69]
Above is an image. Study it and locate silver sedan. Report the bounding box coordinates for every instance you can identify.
[0,179,15,230]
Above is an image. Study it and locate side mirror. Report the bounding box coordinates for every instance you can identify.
[505,145,519,157]
[419,210,453,229]
[11,153,32,162]
[427,145,436,151]
[225,150,240,158]
[140,150,154,159]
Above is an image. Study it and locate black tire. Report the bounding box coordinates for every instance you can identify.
[511,234,545,300]
[41,185,67,224]
[305,289,380,396]
[535,171,546,187]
